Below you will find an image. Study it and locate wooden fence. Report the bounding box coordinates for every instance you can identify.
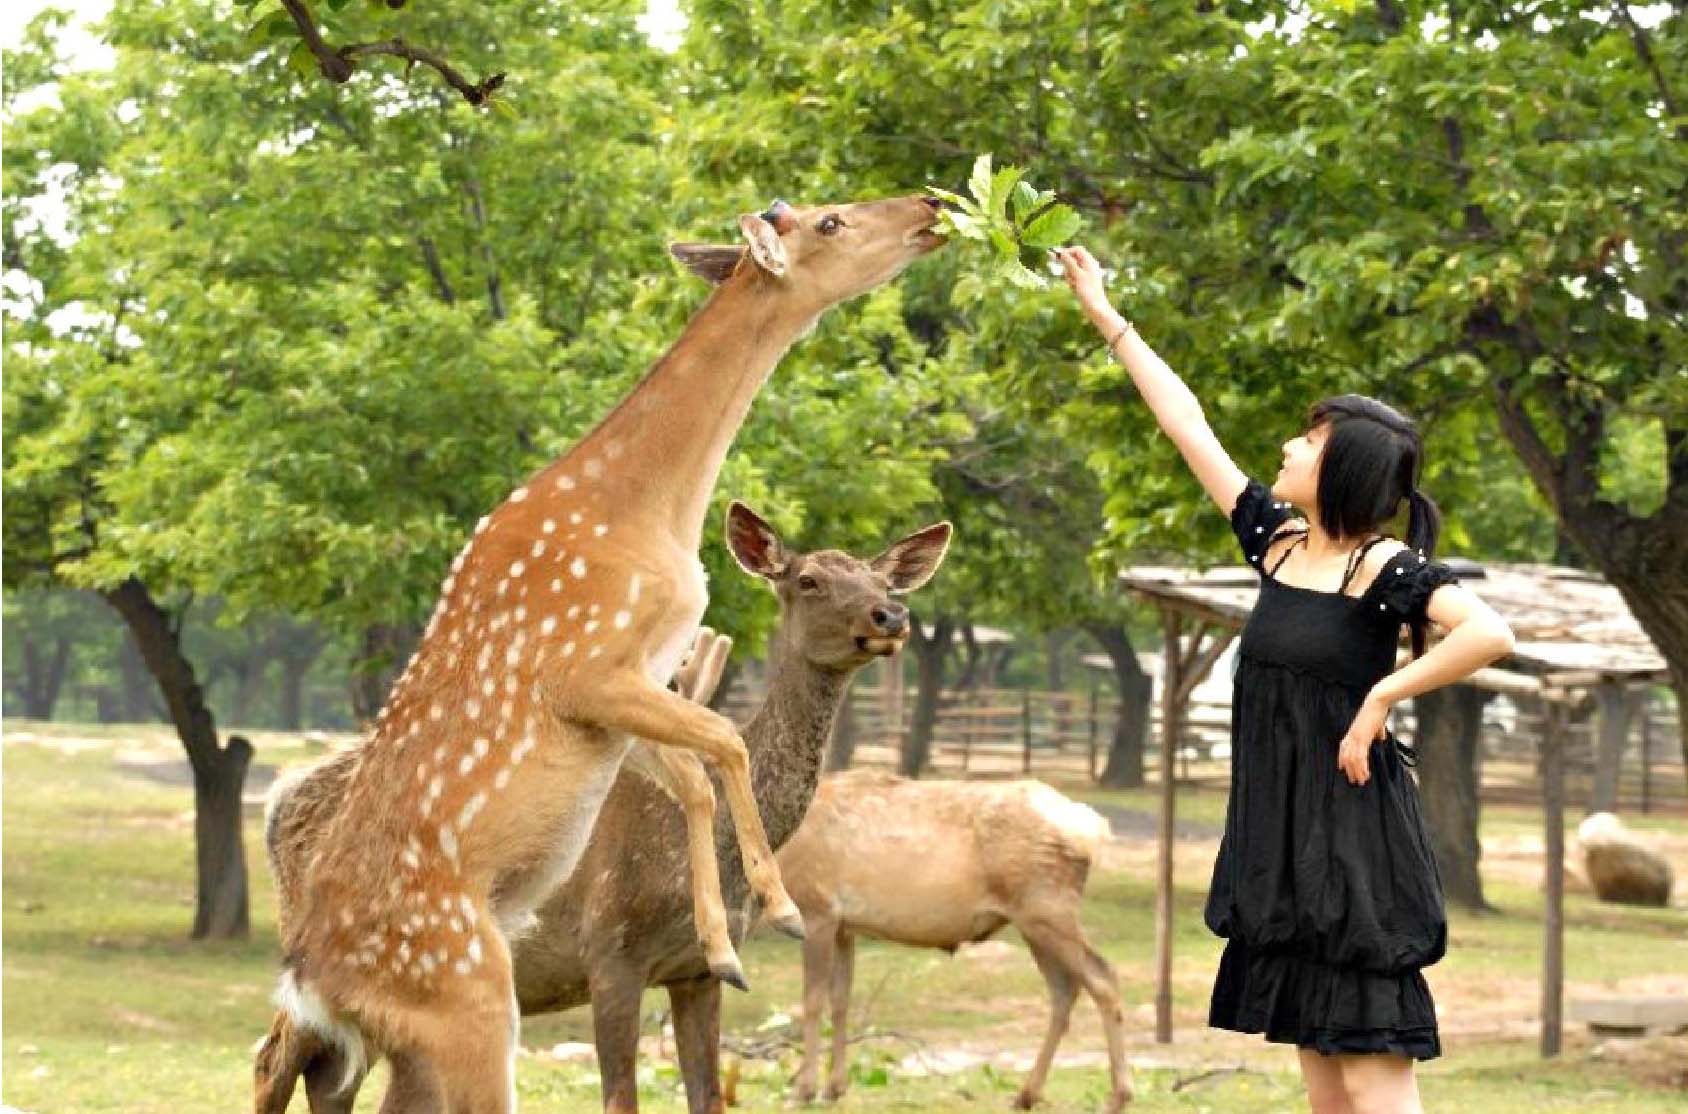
[720,672,1685,814]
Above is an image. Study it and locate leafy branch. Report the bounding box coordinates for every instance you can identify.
[928,154,1083,289]
[250,0,507,107]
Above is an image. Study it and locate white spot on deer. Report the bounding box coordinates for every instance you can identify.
[628,574,642,604]
[482,678,496,698]
[429,703,444,722]
[473,737,489,760]
[584,458,604,480]
[511,737,535,765]
[459,895,478,924]
[562,641,576,657]
[589,646,603,659]
[451,551,467,573]
[613,610,631,630]
[556,474,576,492]
[454,958,471,975]
[459,791,487,831]
[466,698,482,720]
[510,560,526,578]
[567,605,581,620]
[458,752,476,776]
[568,511,583,526]
[439,826,459,870]
[550,578,563,592]
[510,486,528,503]
[496,580,510,598]
[593,524,609,537]
[540,616,557,636]
[571,556,588,579]
[503,675,518,695]
[476,515,490,534]
[505,645,522,668]
[477,643,494,672]
[420,952,437,974]
[468,934,485,964]
[339,909,354,928]
[494,767,513,790]
[584,619,600,635]
[541,519,556,535]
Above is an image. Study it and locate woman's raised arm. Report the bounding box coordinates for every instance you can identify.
[1057,246,1247,516]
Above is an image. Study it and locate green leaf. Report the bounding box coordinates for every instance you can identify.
[989,164,1025,223]
[967,152,994,208]
[1010,180,1038,221]
[490,97,520,120]
[248,11,298,44]
[285,40,318,79]
[1020,204,1082,249]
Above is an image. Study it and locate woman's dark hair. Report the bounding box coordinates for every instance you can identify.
[1306,394,1443,656]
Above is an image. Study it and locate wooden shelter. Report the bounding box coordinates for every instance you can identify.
[1117,560,1675,1057]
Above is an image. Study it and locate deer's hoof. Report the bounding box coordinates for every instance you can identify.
[710,957,749,992]
[823,1082,847,1102]
[767,907,806,940]
[1011,1091,1042,1111]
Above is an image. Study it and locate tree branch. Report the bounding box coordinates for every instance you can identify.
[1611,2,1687,141]
[279,0,504,106]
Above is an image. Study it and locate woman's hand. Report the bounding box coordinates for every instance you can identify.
[1337,693,1392,787]
[1055,246,1112,314]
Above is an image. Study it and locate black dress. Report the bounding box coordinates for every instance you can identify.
[1205,477,1459,1060]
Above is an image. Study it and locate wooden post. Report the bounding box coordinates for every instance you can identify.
[1639,690,1652,815]
[1022,689,1033,775]
[1541,694,1565,1059]
[1155,609,1183,1045]
[1088,681,1100,783]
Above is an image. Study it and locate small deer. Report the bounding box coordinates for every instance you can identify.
[256,503,950,1113]
[778,771,1133,1112]
[261,194,945,1114]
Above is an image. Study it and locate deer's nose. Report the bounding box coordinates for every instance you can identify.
[871,603,908,634]
[920,195,944,211]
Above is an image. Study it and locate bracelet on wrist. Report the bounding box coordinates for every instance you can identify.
[1104,320,1135,352]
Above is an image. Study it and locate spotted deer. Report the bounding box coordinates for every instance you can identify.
[261,194,945,1114]
[255,503,951,1113]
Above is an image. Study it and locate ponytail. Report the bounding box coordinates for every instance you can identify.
[1404,488,1443,658]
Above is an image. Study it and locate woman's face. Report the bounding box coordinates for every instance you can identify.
[1272,420,1328,512]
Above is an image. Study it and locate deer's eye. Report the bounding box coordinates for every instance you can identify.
[816,214,844,236]
[798,575,820,592]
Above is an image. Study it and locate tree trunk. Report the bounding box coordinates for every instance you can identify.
[1411,684,1491,911]
[901,613,953,778]
[825,682,858,772]
[1086,622,1154,789]
[349,621,415,723]
[1489,376,1688,795]
[273,619,327,731]
[119,634,159,721]
[19,632,72,720]
[100,576,251,939]
[1590,682,1645,814]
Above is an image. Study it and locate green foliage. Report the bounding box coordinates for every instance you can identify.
[927,153,1080,288]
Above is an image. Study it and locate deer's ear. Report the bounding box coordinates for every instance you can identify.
[725,501,788,579]
[737,213,788,277]
[669,243,744,285]
[871,522,952,594]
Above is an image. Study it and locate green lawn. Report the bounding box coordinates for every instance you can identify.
[4,721,1686,1112]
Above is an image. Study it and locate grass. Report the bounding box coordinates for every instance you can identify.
[4,720,1686,1112]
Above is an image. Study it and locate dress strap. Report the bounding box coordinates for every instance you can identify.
[1266,531,1306,577]
[1339,535,1391,594]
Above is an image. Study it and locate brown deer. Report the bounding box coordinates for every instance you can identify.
[778,771,1133,1112]
[260,194,945,1114]
[256,503,951,1113]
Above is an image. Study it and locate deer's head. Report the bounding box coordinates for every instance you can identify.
[671,194,945,308]
[726,501,951,672]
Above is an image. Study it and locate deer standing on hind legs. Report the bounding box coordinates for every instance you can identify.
[258,502,952,1113]
[260,194,945,1114]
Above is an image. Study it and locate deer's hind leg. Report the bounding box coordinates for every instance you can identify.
[626,743,746,990]
[573,671,804,940]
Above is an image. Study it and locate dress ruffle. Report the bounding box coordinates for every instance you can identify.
[1210,937,1443,1060]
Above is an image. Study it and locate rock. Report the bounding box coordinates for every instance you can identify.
[547,1041,597,1063]
[1578,812,1674,907]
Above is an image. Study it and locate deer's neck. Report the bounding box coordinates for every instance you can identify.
[741,630,851,851]
[573,274,817,546]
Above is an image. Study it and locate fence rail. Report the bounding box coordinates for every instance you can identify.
[721,675,1685,814]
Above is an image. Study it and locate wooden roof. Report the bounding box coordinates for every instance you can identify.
[1118,561,1669,685]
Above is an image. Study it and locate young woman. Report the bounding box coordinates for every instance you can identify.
[1057,246,1515,1114]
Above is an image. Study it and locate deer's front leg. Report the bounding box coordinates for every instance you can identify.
[574,672,804,940]
[630,744,746,990]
